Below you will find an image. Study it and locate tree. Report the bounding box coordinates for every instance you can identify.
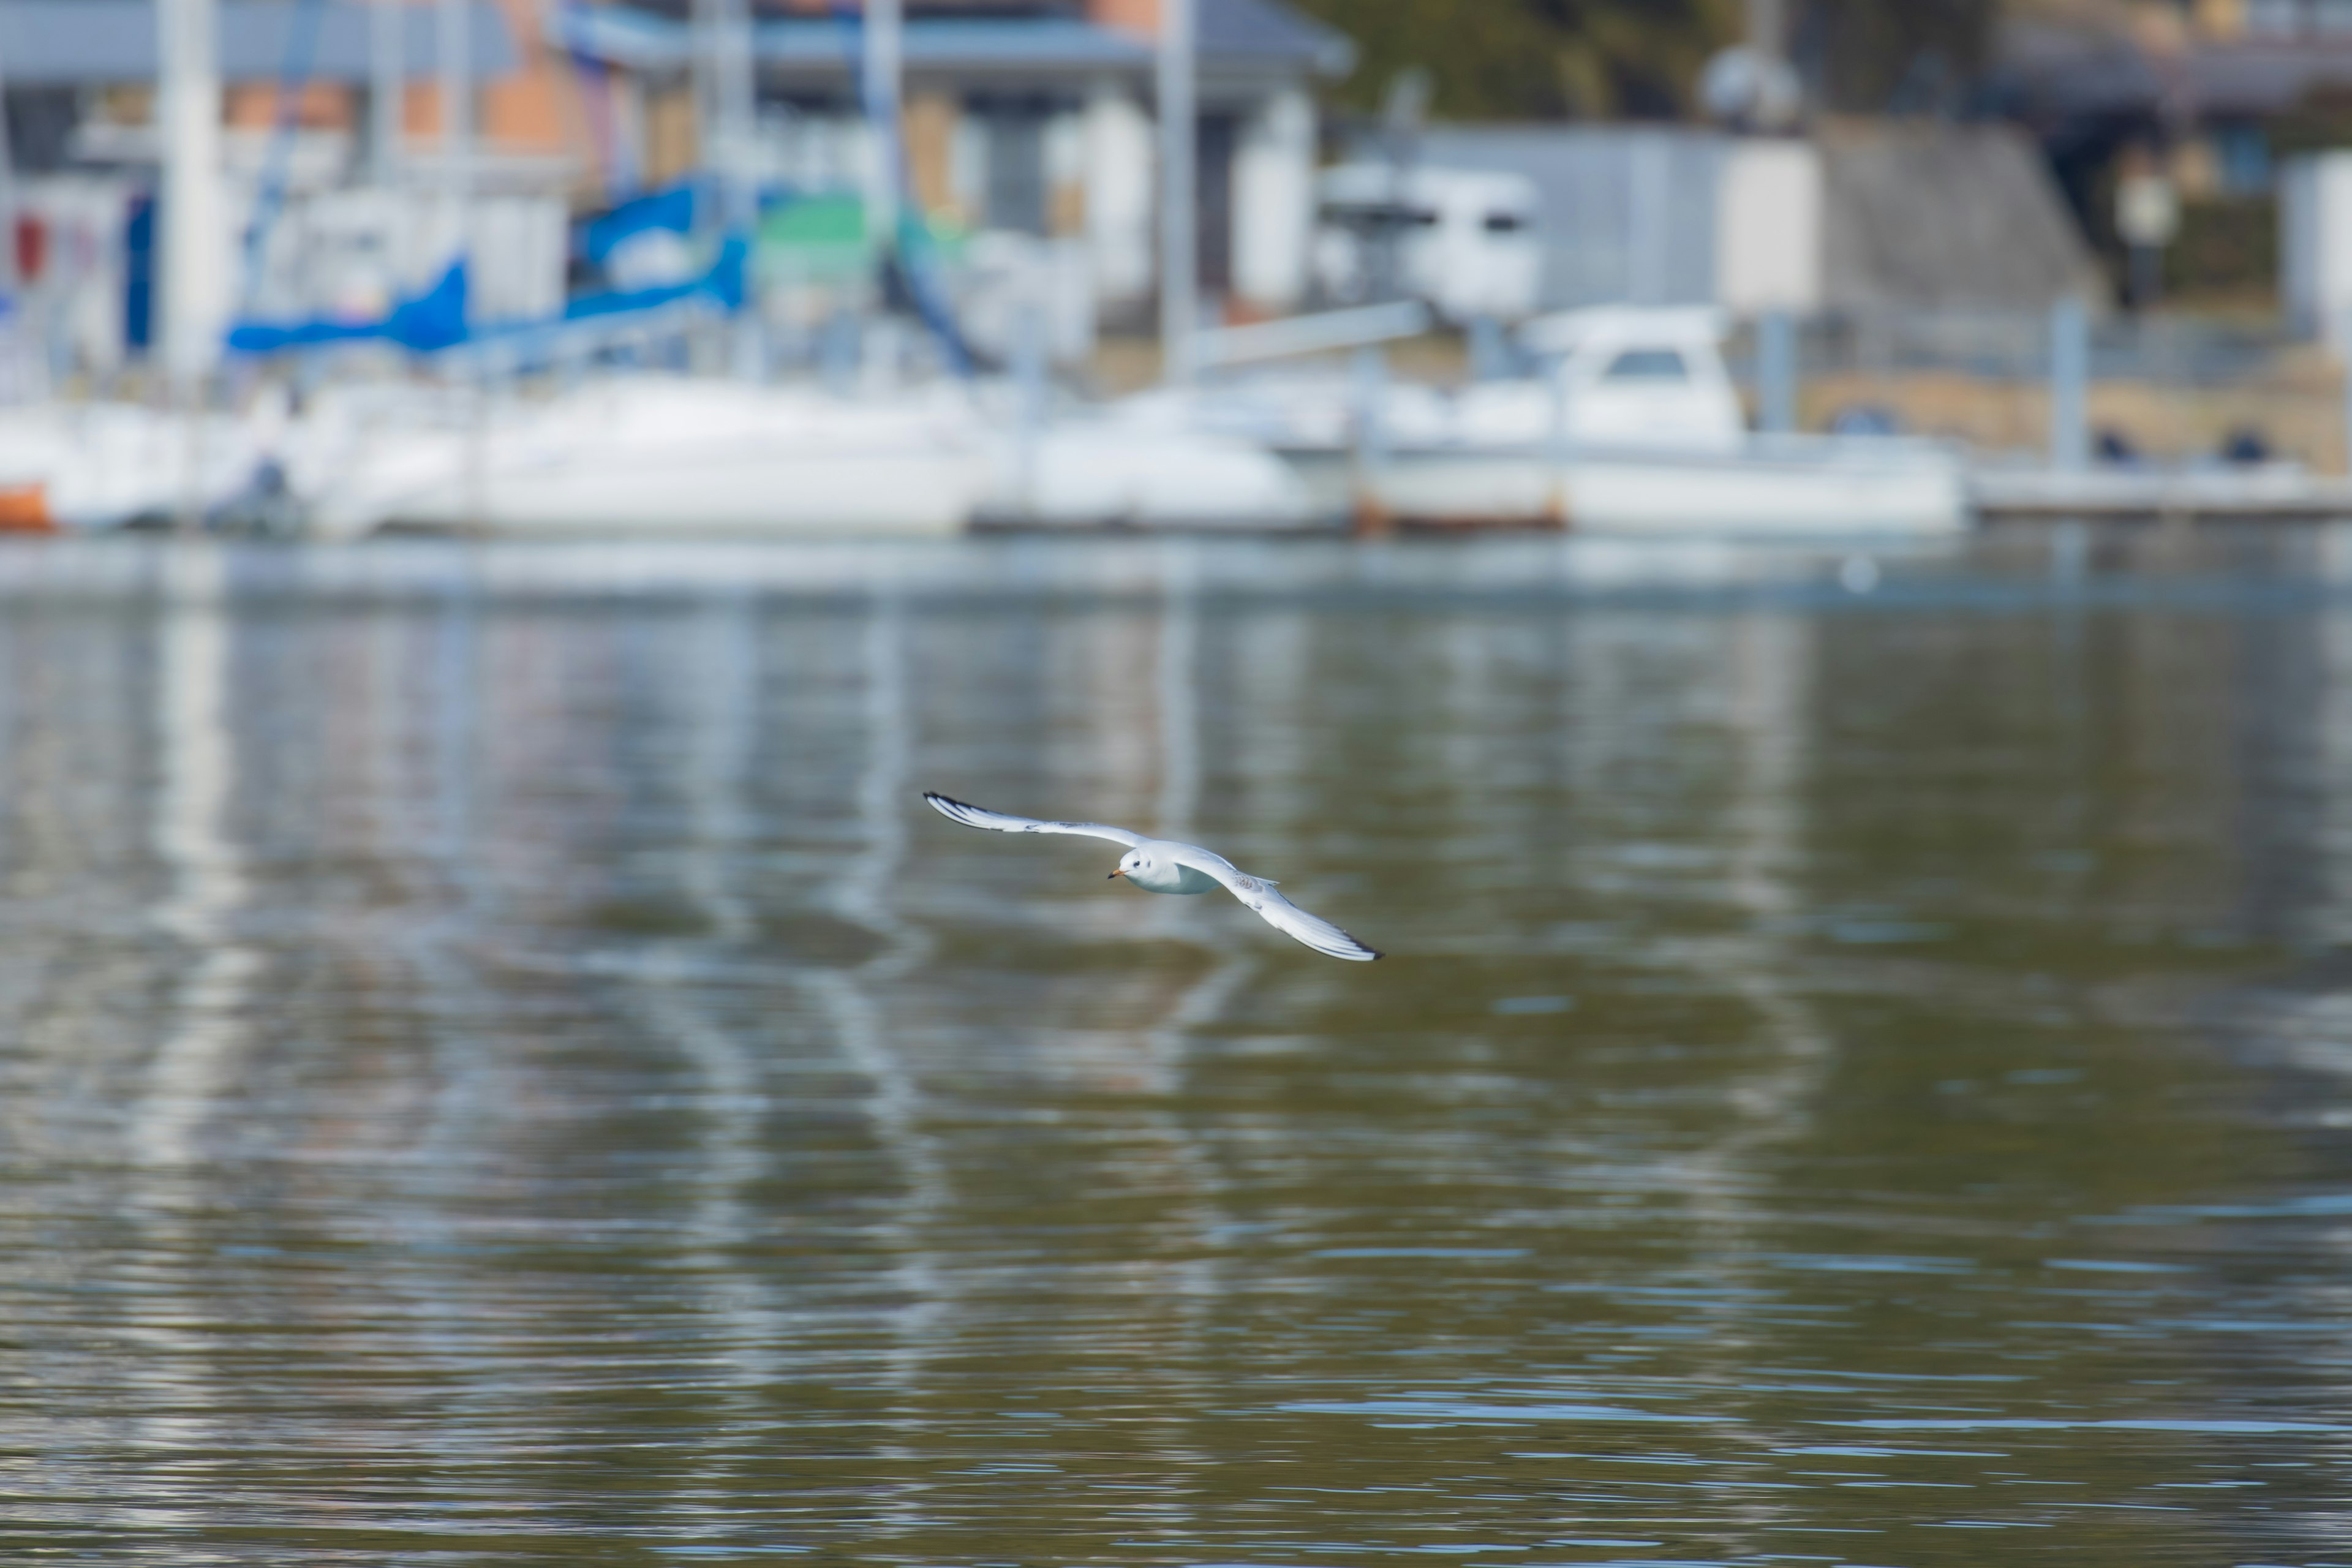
[1287,0,2000,123]
[1287,0,1740,121]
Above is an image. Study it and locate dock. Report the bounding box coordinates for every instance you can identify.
[1970,465,2352,522]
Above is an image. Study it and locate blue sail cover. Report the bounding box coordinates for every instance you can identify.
[226,260,470,355]
[225,231,743,358]
[560,233,745,323]
[579,183,701,268]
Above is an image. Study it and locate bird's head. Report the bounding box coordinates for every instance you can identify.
[1110,850,1149,881]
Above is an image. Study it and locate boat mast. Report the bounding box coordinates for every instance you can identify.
[0,28,19,303]
[1156,0,1194,386]
[159,0,229,394]
[861,0,902,286]
[371,0,403,186]
[696,0,759,373]
[437,0,474,287]
[714,0,756,236]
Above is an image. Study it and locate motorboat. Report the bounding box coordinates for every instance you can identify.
[1128,305,1970,536]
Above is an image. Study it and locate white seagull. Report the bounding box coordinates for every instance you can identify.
[923,793,1382,962]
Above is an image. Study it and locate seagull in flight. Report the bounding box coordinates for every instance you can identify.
[923,793,1382,962]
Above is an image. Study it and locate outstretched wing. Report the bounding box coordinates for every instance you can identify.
[1165,845,1382,962]
[924,793,1144,848]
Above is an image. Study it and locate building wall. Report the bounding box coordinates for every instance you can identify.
[1716,138,1823,314]
[1046,110,1087,236]
[1083,80,1156,310]
[1087,0,1161,36]
[906,92,963,223]
[224,82,353,131]
[2198,0,2248,33]
[1231,86,1312,312]
[1820,121,2103,312]
[1417,125,1724,311]
[2281,151,2352,339]
[644,82,698,188]
[1417,122,2097,317]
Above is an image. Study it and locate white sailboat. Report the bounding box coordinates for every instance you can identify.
[0,0,293,533]
[295,374,990,538]
[0,401,277,530]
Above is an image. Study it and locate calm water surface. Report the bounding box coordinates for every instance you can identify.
[3,532,2352,1564]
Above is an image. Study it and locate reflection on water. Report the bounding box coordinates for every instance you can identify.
[4,533,2352,1564]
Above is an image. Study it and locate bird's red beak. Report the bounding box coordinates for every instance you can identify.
[1107,869,1124,880]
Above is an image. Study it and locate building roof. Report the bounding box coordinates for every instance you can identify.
[558,0,1350,86]
[756,15,1151,75]
[0,0,516,85]
[1200,0,1354,78]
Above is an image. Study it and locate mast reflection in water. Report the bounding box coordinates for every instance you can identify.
[0,533,2347,1564]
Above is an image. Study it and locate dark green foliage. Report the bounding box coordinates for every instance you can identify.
[1289,0,1997,122]
[1797,0,1995,115]
[2266,87,2352,159]
[1287,0,1738,121]
[2165,195,2278,303]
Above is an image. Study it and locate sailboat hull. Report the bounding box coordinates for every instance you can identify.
[301,378,987,538]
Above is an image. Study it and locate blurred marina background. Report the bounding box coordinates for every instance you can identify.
[12,0,2352,533]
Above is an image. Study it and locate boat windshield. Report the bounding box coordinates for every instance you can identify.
[1602,349,1691,382]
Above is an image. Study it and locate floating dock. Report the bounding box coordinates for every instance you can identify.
[1971,465,2352,522]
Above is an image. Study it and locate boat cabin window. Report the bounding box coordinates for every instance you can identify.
[1601,348,1691,382]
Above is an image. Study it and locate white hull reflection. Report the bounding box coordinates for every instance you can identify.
[0,533,1973,604]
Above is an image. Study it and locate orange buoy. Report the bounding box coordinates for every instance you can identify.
[0,484,55,534]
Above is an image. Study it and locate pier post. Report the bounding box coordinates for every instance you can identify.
[2049,296,2089,472]
[369,0,401,184]
[1757,309,1797,436]
[1468,315,1508,382]
[1544,353,1572,529]
[1157,0,1196,388]
[1013,286,1047,522]
[1349,343,1390,534]
[2340,307,2352,479]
